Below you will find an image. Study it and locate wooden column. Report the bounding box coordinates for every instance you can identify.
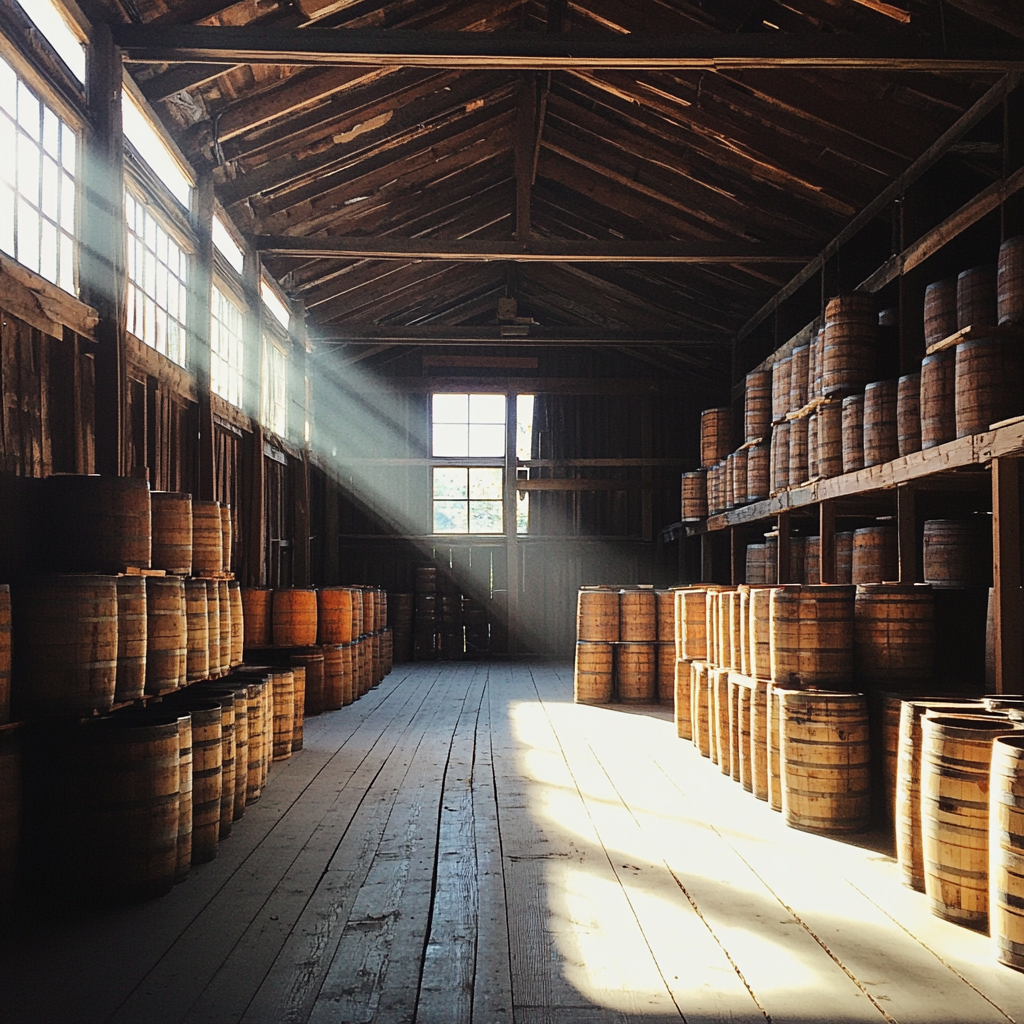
[81,24,127,477]
[897,484,919,582]
[504,392,519,653]
[513,74,536,240]
[776,512,791,584]
[993,457,1023,694]
[819,500,836,583]
[189,173,216,501]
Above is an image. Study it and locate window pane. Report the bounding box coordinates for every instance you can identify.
[516,490,529,534]
[468,423,504,457]
[433,393,467,423]
[434,500,468,534]
[469,467,502,500]
[469,393,505,424]
[433,467,467,500]
[432,423,468,457]
[516,394,535,461]
[469,501,503,534]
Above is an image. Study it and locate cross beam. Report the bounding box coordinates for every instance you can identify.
[310,326,729,346]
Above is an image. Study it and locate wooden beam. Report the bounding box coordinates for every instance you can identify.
[514,478,667,491]
[514,74,535,240]
[992,457,1023,693]
[114,26,1024,69]
[256,236,812,263]
[311,326,727,346]
[737,72,1022,341]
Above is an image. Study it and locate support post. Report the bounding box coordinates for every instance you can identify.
[897,484,918,582]
[189,173,216,501]
[513,74,536,240]
[82,24,127,477]
[505,392,519,654]
[777,512,791,584]
[819,500,836,583]
[993,457,1023,693]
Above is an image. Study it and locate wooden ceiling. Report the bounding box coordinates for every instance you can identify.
[85,0,1024,375]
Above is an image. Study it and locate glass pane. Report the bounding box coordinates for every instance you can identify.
[41,156,58,220]
[469,467,502,500]
[40,218,56,282]
[0,118,14,184]
[60,122,75,174]
[17,138,38,203]
[58,236,72,293]
[42,107,58,158]
[0,183,13,254]
[17,82,39,141]
[432,423,468,457]
[17,197,38,271]
[434,500,468,534]
[469,501,503,534]
[516,491,529,534]
[468,423,504,457]
[432,393,467,424]
[0,59,15,117]
[516,394,535,461]
[60,172,74,232]
[433,466,467,500]
[469,393,505,424]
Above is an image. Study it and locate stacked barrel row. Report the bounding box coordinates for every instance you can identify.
[241,584,393,709]
[573,587,676,705]
[411,565,491,661]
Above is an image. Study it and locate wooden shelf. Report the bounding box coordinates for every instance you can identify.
[924,323,1024,356]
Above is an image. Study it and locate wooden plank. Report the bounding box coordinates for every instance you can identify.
[992,457,1023,693]
[115,25,1024,69]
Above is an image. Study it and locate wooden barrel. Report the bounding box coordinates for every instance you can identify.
[145,577,185,696]
[988,734,1024,968]
[841,392,864,473]
[724,455,735,510]
[836,530,854,584]
[620,589,656,642]
[788,536,806,587]
[655,590,674,642]
[41,474,151,573]
[802,536,820,584]
[199,689,235,839]
[272,589,318,646]
[114,576,147,702]
[955,336,1022,437]
[923,517,992,588]
[349,589,364,641]
[768,683,786,810]
[822,294,876,397]
[746,544,767,585]
[727,590,743,671]
[681,470,708,519]
[771,421,790,493]
[240,588,272,647]
[735,675,753,792]
[712,668,731,775]
[870,692,905,827]
[359,588,375,638]
[219,504,233,573]
[788,416,808,487]
[706,669,718,763]
[205,580,222,678]
[807,412,818,480]
[920,349,957,449]
[575,642,613,704]
[748,587,773,680]
[191,500,223,576]
[691,662,711,757]
[241,680,265,805]
[770,585,855,687]
[746,443,769,502]
[778,689,870,833]
[851,525,897,584]
[896,373,922,456]
[228,582,243,666]
[317,587,355,644]
[674,658,692,739]
[150,491,192,575]
[730,450,748,506]
[678,589,708,661]
[174,712,192,883]
[11,576,117,717]
[322,645,344,711]
[291,650,325,717]
[862,379,898,467]
[998,235,1024,326]
[772,356,792,422]
[921,713,1021,928]
[576,588,619,642]
[727,674,742,782]
[184,578,210,684]
[958,264,998,331]
[764,531,779,584]
[340,643,356,705]
[816,401,843,479]
[924,277,958,346]
[854,584,934,685]
[217,580,231,681]
[751,678,770,802]
[290,667,306,752]
[0,734,20,913]
[180,701,221,861]
[211,685,248,822]
[656,643,675,704]
[700,407,732,468]
[616,643,655,703]
[789,345,809,412]
[745,369,772,442]
[810,328,824,400]
[270,669,295,760]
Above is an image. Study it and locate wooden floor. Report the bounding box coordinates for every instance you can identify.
[4,661,1024,1023]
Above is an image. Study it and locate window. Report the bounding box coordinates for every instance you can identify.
[20,0,86,83]
[432,393,505,456]
[433,467,503,534]
[123,90,192,209]
[516,394,535,534]
[125,189,188,364]
[261,276,291,331]
[0,56,76,294]
[213,214,244,275]
[260,332,288,437]
[210,285,244,407]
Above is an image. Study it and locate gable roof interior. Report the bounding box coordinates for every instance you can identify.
[83,0,1024,382]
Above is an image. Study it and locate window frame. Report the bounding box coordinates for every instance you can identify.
[209,275,247,409]
[260,321,289,440]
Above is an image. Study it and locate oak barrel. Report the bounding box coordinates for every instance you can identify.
[700,407,732,468]
[822,294,876,397]
[769,585,855,687]
[180,700,222,861]
[748,587,773,680]
[656,643,675,704]
[751,678,770,802]
[191,500,223,576]
[616,643,655,703]
[772,355,792,422]
[322,645,344,711]
[807,412,818,480]
[920,349,957,448]
[681,470,708,519]
[841,392,865,473]
[674,658,692,739]
[863,379,898,467]
[292,649,325,717]
[712,668,731,775]
[228,582,243,666]
[174,712,192,882]
[771,421,790,494]
[219,504,233,574]
[574,642,613,704]
[730,449,747,506]
[317,586,355,644]
[289,667,306,751]
[195,689,235,839]
[677,588,708,661]
[998,235,1024,326]
[746,443,769,502]
[957,264,998,331]
[923,517,992,588]
[272,589,318,647]
[620,589,656,642]
[851,525,897,585]
[655,589,674,642]
[270,669,295,760]
[924,277,958,347]
[779,689,871,834]
[988,734,1024,968]
[691,662,711,757]
[746,544,767,585]
[745,369,772,442]
[955,336,1022,437]
[576,588,619,642]
[735,674,753,792]
[205,580,223,678]
[240,588,272,647]
[150,491,192,575]
[788,415,808,487]
[816,401,843,479]
[854,584,934,685]
[836,530,854,584]
[184,578,210,684]
[896,373,922,456]
[790,344,809,411]
[217,580,231,682]
[803,536,820,585]
[115,575,147,702]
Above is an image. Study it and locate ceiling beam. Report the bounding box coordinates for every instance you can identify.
[255,236,813,262]
[113,26,1024,70]
[310,326,728,345]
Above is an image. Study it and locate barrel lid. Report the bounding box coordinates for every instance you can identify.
[923,712,1016,731]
